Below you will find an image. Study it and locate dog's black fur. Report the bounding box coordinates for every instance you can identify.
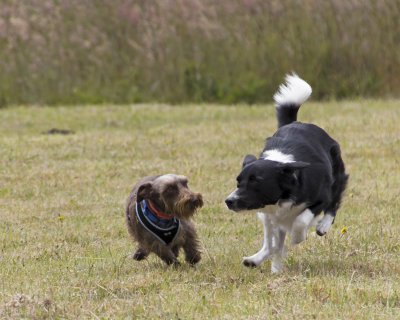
[227,122,348,225]
[226,74,348,231]
[225,74,348,272]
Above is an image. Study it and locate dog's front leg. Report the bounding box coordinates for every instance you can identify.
[132,247,149,261]
[243,212,275,267]
[183,237,201,265]
[181,222,202,265]
[271,228,286,274]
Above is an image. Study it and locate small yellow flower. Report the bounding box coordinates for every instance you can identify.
[98,138,103,143]
[164,141,169,145]
[58,216,64,222]
[341,227,348,234]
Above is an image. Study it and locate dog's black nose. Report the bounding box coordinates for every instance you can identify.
[225,199,233,208]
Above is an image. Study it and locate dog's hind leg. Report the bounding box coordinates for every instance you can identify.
[243,212,276,268]
[132,247,149,261]
[291,209,318,246]
[316,212,335,236]
[316,144,349,236]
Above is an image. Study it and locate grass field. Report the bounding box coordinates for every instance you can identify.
[0,101,399,319]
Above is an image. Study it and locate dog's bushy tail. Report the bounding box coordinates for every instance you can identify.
[273,73,312,128]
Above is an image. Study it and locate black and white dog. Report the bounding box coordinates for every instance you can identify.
[225,74,348,273]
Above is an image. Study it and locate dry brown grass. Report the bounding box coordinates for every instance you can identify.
[0,101,400,319]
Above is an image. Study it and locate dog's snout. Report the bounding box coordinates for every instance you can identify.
[225,198,234,209]
[193,198,202,207]
[226,189,239,210]
[191,193,203,208]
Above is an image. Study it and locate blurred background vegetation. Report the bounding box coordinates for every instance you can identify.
[0,0,399,107]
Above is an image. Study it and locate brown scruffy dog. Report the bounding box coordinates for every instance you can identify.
[126,174,203,266]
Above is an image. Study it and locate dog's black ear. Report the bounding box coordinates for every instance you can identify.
[278,161,310,188]
[242,154,257,168]
[137,183,153,202]
[278,161,310,174]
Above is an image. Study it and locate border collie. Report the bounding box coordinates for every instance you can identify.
[225,74,348,273]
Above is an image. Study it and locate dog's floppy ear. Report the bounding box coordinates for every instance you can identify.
[137,182,153,202]
[278,161,310,188]
[242,154,257,168]
[278,161,310,173]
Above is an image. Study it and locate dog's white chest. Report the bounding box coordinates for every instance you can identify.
[260,202,307,232]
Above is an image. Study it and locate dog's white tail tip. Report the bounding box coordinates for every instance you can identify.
[273,73,312,107]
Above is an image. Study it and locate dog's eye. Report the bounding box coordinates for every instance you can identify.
[165,185,178,193]
[248,175,256,182]
[236,177,241,188]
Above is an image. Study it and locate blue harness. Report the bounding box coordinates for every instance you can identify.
[136,200,180,245]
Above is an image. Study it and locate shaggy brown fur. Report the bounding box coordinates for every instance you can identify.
[126,174,203,266]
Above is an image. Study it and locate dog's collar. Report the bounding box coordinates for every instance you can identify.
[136,200,180,245]
[147,200,173,220]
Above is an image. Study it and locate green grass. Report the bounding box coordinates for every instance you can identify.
[1,1,400,106]
[0,101,400,319]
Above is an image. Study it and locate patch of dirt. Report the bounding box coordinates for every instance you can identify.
[42,128,75,135]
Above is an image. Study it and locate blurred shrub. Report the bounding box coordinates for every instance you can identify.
[0,0,399,106]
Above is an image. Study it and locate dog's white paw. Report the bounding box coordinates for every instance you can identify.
[242,257,259,268]
[242,248,273,268]
[316,214,334,236]
[271,260,283,274]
